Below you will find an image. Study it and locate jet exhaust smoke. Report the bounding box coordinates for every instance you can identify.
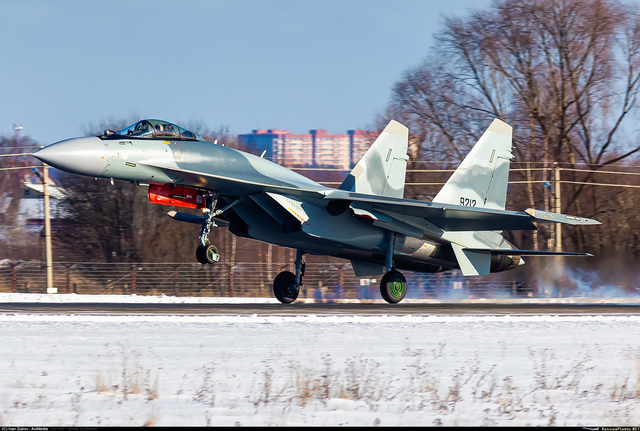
[532,258,640,299]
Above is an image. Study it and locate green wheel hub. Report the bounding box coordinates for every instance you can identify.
[207,246,218,260]
[380,269,407,304]
[390,279,406,297]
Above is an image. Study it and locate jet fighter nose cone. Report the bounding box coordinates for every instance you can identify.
[33,137,107,177]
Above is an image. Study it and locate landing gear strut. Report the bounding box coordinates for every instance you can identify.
[273,250,305,303]
[195,193,221,264]
[194,193,239,264]
[380,230,408,303]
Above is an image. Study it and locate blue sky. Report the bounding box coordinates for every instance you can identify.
[0,0,491,144]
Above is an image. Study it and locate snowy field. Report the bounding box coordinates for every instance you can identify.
[1,295,640,426]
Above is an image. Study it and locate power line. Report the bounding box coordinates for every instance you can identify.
[0,165,40,171]
[0,152,33,157]
[290,167,351,171]
[316,180,640,189]
[558,168,640,176]
[3,161,640,187]
[561,181,640,189]
[409,160,640,168]
[293,166,640,175]
[291,167,556,173]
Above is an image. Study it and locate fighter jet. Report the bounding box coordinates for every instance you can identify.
[33,118,600,303]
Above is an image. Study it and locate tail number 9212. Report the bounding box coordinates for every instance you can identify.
[460,197,477,207]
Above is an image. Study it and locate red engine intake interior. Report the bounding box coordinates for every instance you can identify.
[148,184,206,209]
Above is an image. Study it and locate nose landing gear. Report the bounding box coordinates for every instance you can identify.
[196,244,220,264]
[195,193,239,265]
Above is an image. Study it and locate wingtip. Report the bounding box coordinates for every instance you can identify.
[582,218,602,225]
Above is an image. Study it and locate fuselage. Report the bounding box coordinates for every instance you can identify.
[34,130,519,274]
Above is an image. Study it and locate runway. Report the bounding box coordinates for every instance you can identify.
[1,302,640,315]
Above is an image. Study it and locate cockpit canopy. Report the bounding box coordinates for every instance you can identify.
[116,119,197,140]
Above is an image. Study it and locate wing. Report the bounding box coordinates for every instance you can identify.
[147,163,600,236]
[324,190,600,235]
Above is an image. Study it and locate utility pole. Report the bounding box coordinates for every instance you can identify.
[13,124,23,140]
[42,163,53,292]
[555,165,562,252]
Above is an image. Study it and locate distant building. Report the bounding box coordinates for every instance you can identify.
[348,130,379,167]
[238,129,378,170]
[0,174,66,251]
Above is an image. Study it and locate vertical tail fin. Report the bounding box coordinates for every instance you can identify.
[433,119,512,210]
[339,120,409,198]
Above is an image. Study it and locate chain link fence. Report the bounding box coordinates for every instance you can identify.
[0,260,533,299]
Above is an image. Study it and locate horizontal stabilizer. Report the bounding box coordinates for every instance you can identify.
[525,209,601,226]
[167,210,230,227]
[465,248,593,257]
[451,243,491,276]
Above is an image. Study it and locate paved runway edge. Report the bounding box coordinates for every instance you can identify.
[1,292,640,305]
[1,301,640,315]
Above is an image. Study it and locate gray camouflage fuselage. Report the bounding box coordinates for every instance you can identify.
[34,134,469,273]
[34,117,599,278]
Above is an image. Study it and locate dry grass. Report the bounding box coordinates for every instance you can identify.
[89,348,159,402]
[193,363,216,407]
[3,345,640,426]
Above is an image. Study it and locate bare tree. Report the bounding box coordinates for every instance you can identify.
[386,0,640,252]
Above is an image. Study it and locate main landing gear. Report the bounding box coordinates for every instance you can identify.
[273,250,305,304]
[195,192,239,265]
[379,231,407,304]
[380,269,407,304]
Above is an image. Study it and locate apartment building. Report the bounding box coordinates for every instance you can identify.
[238,129,378,170]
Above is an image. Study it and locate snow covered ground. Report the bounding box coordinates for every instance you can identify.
[1,294,640,426]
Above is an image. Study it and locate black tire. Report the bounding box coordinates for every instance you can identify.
[273,271,298,304]
[195,245,208,264]
[380,269,407,304]
[205,244,219,264]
